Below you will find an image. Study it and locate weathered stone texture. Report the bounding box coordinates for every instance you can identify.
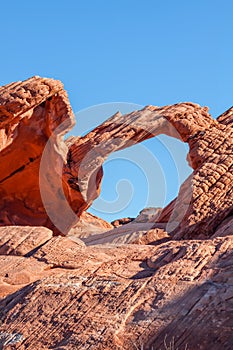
[0,77,233,350]
[1,233,233,349]
[0,77,75,233]
[66,102,233,239]
[0,76,232,239]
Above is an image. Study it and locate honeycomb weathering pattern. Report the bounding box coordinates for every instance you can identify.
[0,76,232,238]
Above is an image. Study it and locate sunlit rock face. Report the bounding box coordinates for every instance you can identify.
[1,230,233,349]
[0,76,232,350]
[0,76,232,238]
[0,77,76,234]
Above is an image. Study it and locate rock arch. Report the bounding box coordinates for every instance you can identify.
[64,103,233,238]
[0,77,232,238]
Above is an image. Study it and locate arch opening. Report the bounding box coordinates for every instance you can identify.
[87,135,192,223]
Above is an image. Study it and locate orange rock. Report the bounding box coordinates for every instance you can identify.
[0,77,76,234]
[0,76,233,349]
[0,77,232,239]
[66,103,232,239]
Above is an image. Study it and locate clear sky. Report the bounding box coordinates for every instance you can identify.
[2,1,233,222]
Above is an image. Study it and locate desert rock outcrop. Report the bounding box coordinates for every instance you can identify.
[0,77,233,350]
[0,77,75,234]
[0,76,232,238]
[1,232,233,349]
[66,103,233,239]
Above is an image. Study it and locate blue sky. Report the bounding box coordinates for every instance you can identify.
[2,1,233,221]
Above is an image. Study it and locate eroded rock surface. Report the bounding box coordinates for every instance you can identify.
[0,76,232,238]
[68,211,113,238]
[1,232,233,349]
[0,76,76,234]
[0,77,233,350]
[66,103,233,239]
[0,226,52,256]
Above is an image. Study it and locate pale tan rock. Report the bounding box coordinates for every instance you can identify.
[111,217,134,227]
[68,211,113,238]
[82,222,164,246]
[134,207,162,223]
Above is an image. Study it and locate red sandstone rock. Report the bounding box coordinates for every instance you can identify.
[66,103,232,239]
[0,226,52,256]
[0,76,76,234]
[0,76,232,239]
[1,232,233,349]
[111,217,134,227]
[0,77,233,350]
[212,215,233,238]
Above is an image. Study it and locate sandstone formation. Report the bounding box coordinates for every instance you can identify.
[111,217,134,227]
[0,226,52,256]
[79,219,167,246]
[111,208,162,228]
[0,77,233,350]
[68,211,113,238]
[0,77,76,234]
[1,232,233,349]
[65,103,233,239]
[0,77,232,238]
[134,207,162,223]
